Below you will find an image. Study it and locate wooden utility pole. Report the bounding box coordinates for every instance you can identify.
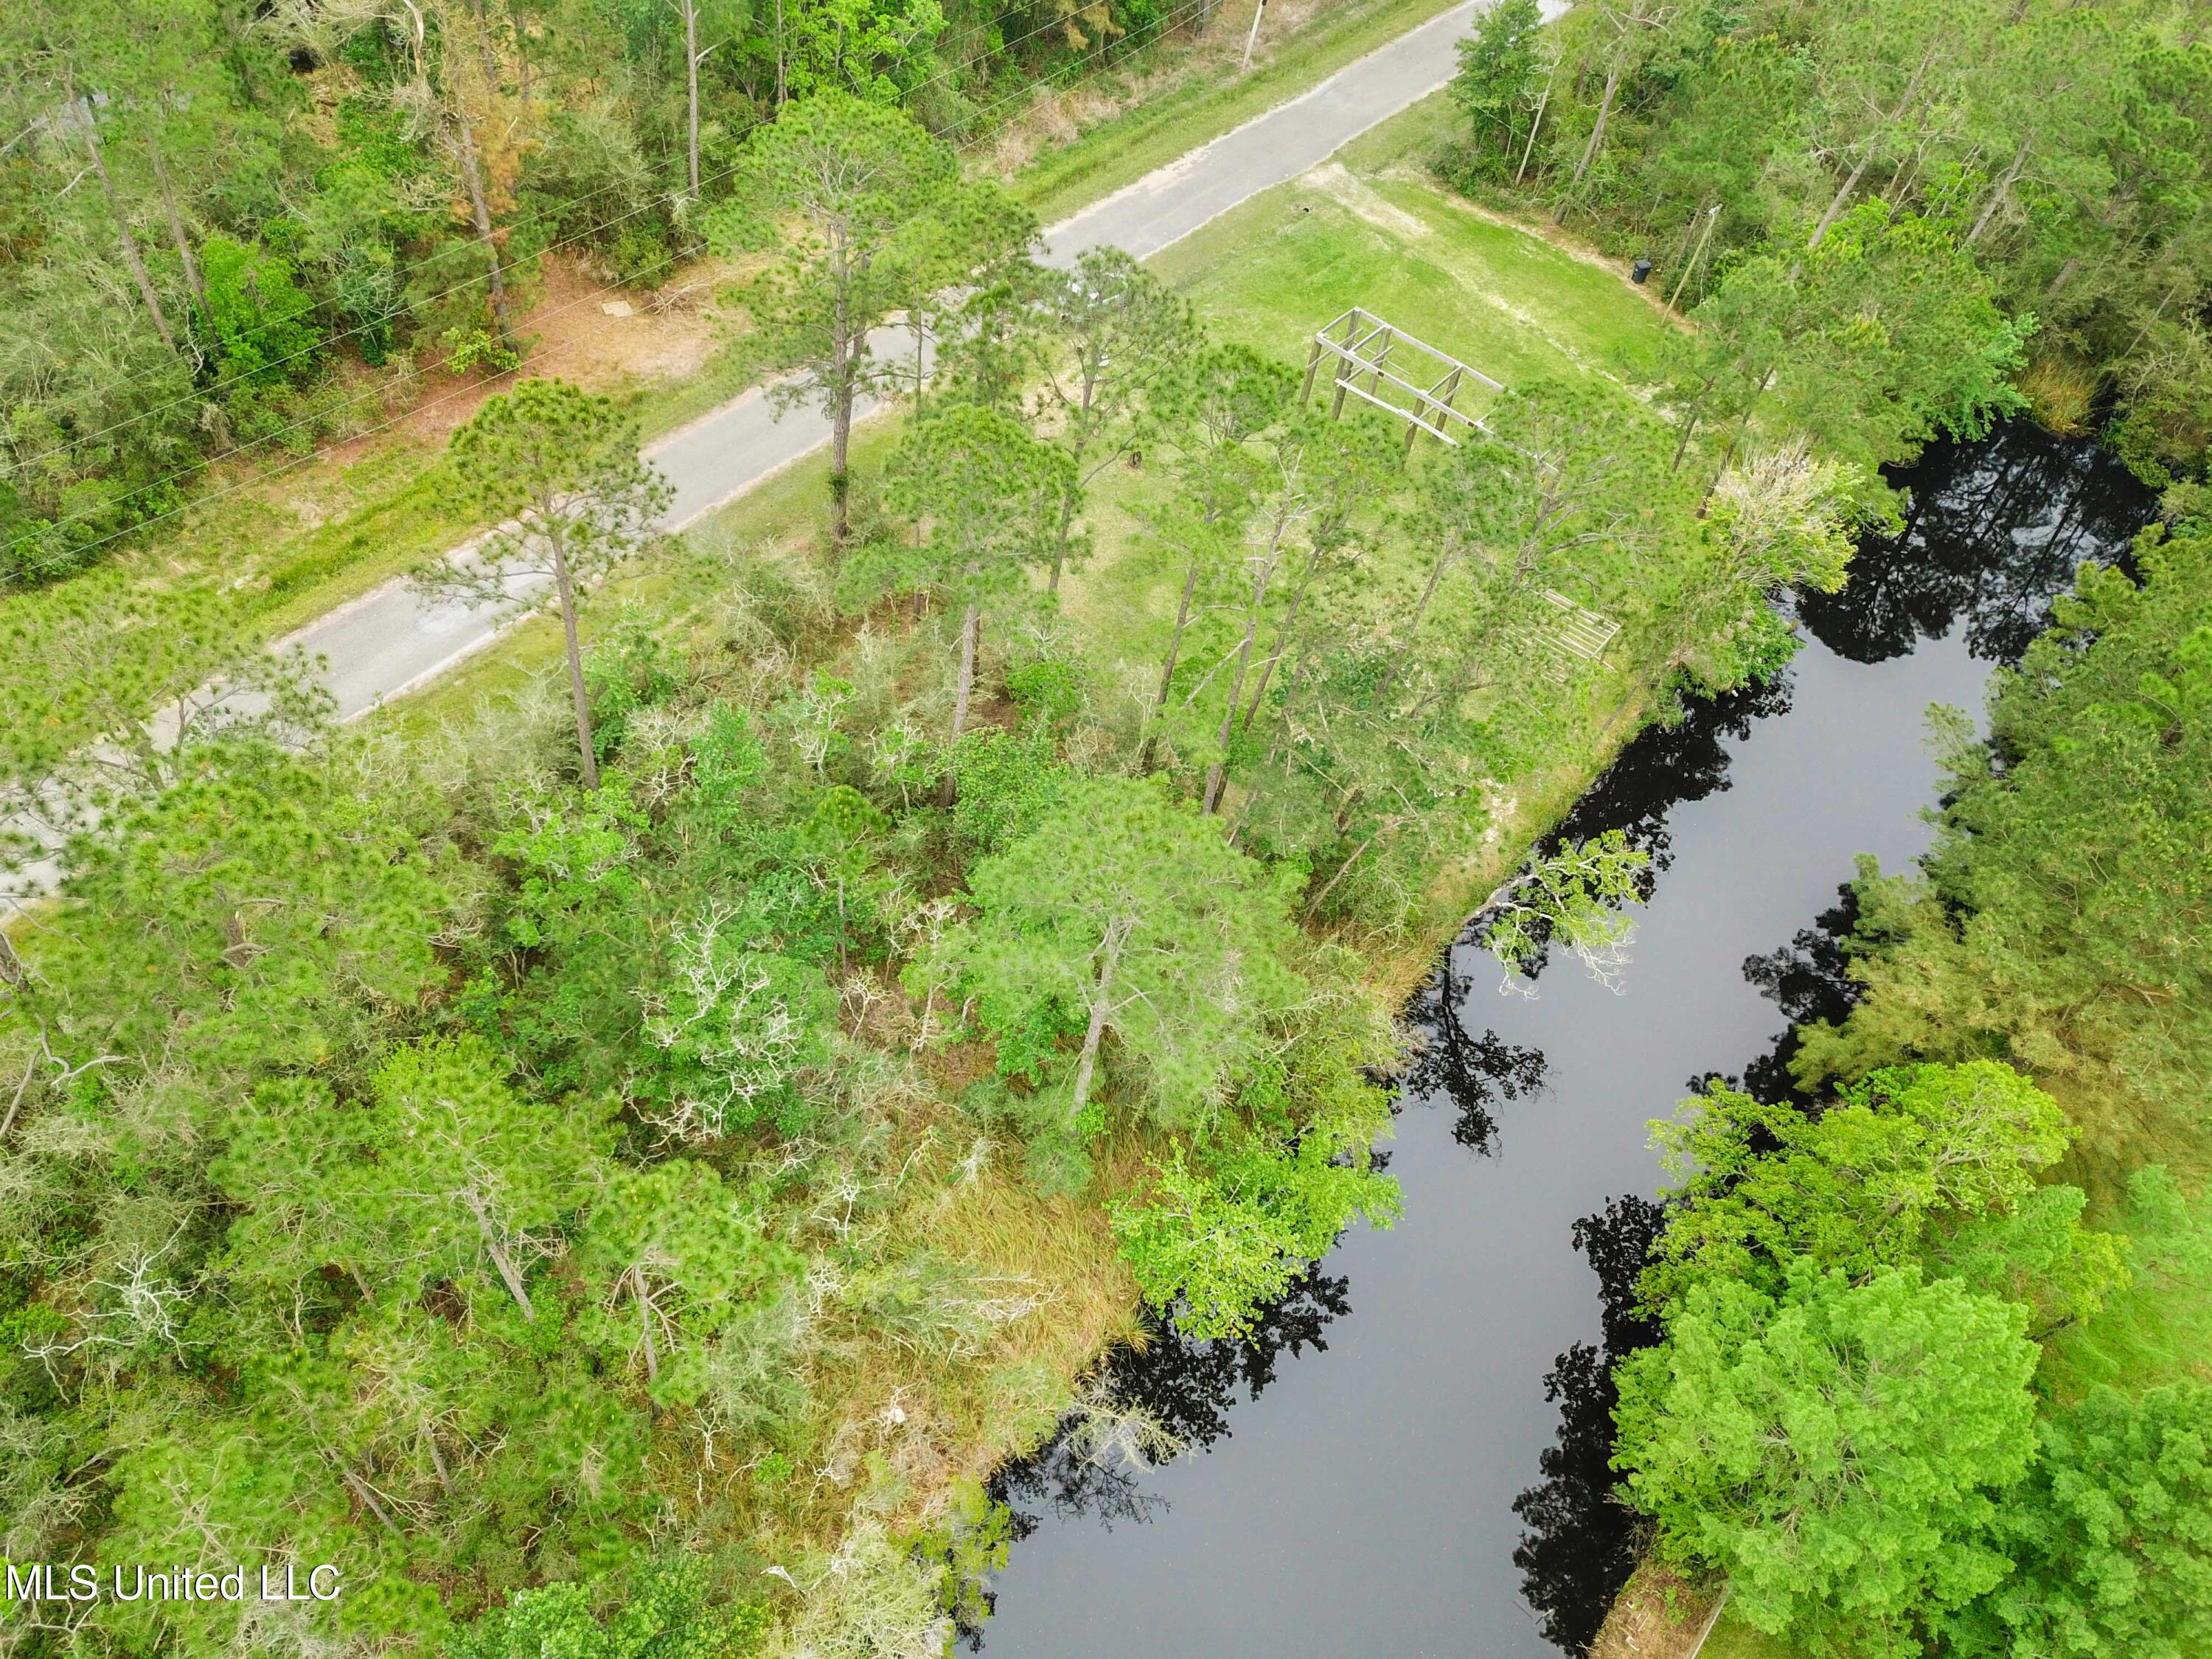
[681,0,701,198]
[68,90,177,352]
[1668,203,1719,314]
[1240,0,1265,72]
[1517,60,1555,185]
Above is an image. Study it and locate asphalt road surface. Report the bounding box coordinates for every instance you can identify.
[290,0,1484,720]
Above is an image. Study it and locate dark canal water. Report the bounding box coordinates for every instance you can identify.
[975,426,2154,1659]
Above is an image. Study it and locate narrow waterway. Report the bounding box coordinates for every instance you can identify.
[975,426,2153,1659]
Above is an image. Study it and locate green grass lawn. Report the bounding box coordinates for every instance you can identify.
[1012,0,1469,226]
[1154,92,1669,394]
[1699,1613,1800,1659]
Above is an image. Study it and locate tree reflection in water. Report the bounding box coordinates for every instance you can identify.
[1405,946,1548,1151]
[1737,880,1863,1105]
[1799,422,2153,665]
[990,1267,1352,1534]
[1512,1195,1667,1656]
[1547,673,1795,879]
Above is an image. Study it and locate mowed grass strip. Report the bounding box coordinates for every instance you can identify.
[1010,0,1470,226]
[1153,94,1668,394]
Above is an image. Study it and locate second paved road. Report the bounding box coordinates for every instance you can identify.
[295,1,1484,720]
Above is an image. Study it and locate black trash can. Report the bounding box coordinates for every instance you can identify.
[1631,257,1653,285]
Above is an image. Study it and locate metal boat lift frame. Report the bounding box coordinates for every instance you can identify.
[1300,307,1503,454]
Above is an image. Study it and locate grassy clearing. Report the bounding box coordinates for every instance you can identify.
[1006,0,1468,226]
[1155,92,1667,394]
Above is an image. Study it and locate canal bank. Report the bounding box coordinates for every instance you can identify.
[974,424,2154,1659]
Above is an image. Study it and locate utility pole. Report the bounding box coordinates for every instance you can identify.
[1517,60,1556,187]
[1240,0,1265,73]
[1668,203,1719,315]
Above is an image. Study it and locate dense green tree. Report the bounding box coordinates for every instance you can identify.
[632,902,838,1140]
[709,91,983,541]
[9,742,462,1071]
[1109,1122,1398,1340]
[1481,831,1649,991]
[335,1036,611,1321]
[1135,341,1294,764]
[450,1563,756,1659]
[876,404,1071,748]
[415,378,672,788]
[577,1163,800,1401]
[0,571,334,869]
[930,773,1303,1133]
[1448,0,1545,178]
[1188,408,1402,814]
[776,0,947,104]
[1649,440,1855,693]
[1497,0,2208,484]
[1641,1061,2079,1314]
[1010,248,1194,590]
[1950,1383,2212,1659]
[1613,1259,2040,1658]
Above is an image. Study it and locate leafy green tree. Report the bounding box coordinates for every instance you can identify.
[416,379,672,789]
[1642,1061,2078,1314]
[1794,0,1987,255]
[1481,830,1649,991]
[876,404,1071,748]
[633,903,837,1141]
[1,571,333,868]
[1180,408,1402,815]
[1927,1183,2132,1340]
[337,1036,609,1321]
[1135,341,1295,762]
[1651,439,1857,693]
[1464,376,1669,599]
[1110,1126,1399,1340]
[1450,0,1546,175]
[708,92,979,542]
[931,773,1304,1134]
[449,1562,759,1659]
[987,247,1194,590]
[1218,406,1400,743]
[1950,1383,2212,1659]
[776,0,946,103]
[577,1162,800,1402]
[1109,963,1402,1337]
[198,236,320,389]
[10,742,460,1072]
[1549,0,1667,209]
[1613,1259,2041,1658]
[1656,255,1798,476]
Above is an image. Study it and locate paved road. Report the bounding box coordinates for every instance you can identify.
[3,4,1493,903]
[291,0,1484,720]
